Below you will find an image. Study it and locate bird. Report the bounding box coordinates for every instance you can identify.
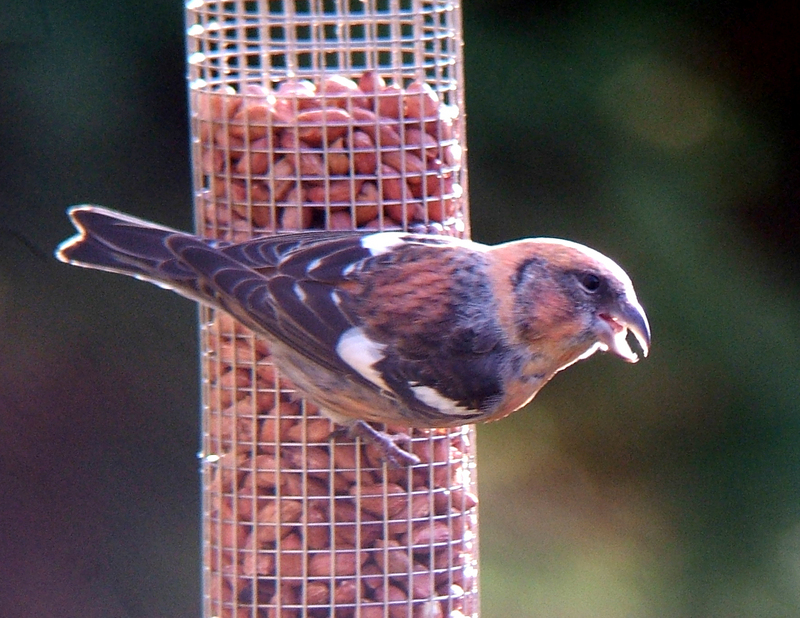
[56,205,650,465]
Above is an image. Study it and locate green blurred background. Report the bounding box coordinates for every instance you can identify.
[1,1,799,616]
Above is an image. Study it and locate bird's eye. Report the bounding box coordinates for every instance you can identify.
[579,273,602,292]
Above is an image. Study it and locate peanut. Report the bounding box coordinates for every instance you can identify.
[283,416,333,443]
[268,156,295,202]
[407,562,437,600]
[377,83,404,118]
[229,102,275,140]
[373,583,408,618]
[358,603,388,618]
[404,128,439,159]
[275,531,304,578]
[403,81,440,119]
[305,505,331,550]
[295,108,352,145]
[334,579,359,605]
[370,539,412,575]
[251,203,275,228]
[327,137,352,175]
[233,149,270,175]
[279,205,314,229]
[305,580,330,605]
[194,86,241,141]
[414,599,444,618]
[385,200,426,225]
[255,499,303,544]
[351,107,402,147]
[381,149,426,175]
[351,130,379,174]
[357,70,386,94]
[318,74,369,110]
[328,209,355,230]
[355,206,380,226]
[297,151,326,177]
[275,79,318,111]
[378,164,408,202]
[353,482,408,518]
[306,178,364,204]
[308,548,363,577]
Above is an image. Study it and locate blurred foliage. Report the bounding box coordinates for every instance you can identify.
[1,1,799,617]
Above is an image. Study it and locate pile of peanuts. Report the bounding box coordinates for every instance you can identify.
[202,311,479,618]
[193,70,463,237]
[195,69,476,618]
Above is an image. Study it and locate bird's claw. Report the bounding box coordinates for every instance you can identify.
[328,421,421,467]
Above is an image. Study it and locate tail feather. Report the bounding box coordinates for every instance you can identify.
[56,205,206,300]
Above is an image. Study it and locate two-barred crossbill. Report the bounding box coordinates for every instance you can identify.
[57,206,650,464]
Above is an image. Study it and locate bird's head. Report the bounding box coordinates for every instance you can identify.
[494,237,651,371]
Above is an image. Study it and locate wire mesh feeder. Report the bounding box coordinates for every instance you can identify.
[186,1,476,617]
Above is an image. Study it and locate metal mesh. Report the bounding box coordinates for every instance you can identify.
[186,2,476,617]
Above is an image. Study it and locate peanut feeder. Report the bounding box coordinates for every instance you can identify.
[186,2,476,616]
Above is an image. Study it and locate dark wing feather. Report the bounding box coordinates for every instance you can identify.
[166,238,282,331]
[219,231,372,276]
[373,348,509,423]
[167,236,374,379]
[265,276,346,351]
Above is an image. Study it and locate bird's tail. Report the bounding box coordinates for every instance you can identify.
[55,205,209,303]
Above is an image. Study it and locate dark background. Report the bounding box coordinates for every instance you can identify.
[2,1,800,617]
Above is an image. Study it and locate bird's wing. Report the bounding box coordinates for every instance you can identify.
[209,230,516,424]
[170,231,473,389]
[165,234,366,378]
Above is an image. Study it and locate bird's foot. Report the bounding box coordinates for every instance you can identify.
[328,421,421,467]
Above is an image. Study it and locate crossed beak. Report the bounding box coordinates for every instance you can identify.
[598,296,651,363]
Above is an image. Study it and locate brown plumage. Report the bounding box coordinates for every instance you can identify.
[56,205,650,464]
